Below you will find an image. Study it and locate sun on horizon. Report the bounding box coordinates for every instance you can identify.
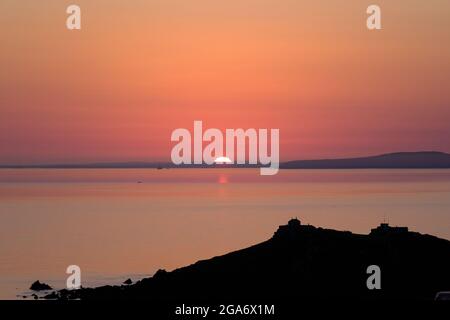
[214,156,232,164]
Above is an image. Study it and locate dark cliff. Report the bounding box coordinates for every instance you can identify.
[48,219,450,301]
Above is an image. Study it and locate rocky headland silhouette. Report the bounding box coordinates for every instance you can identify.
[41,219,450,301]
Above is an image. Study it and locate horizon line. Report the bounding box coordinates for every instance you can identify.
[1,150,449,169]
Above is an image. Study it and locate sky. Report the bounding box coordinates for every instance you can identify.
[0,0,449,164]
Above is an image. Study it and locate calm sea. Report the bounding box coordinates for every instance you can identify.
[1,168,450,299]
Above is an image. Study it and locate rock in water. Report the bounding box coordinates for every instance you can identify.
[30,280,52,291]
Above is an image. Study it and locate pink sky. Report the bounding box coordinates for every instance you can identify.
[0,0,449,164]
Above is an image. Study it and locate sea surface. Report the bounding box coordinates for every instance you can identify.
[1,168,450,299]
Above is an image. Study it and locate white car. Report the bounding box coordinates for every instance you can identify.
[435,291,450,301]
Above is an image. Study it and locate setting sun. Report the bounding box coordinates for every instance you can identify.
[214,156,232,164]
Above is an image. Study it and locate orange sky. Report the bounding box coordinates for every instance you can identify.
[0,0,449,164]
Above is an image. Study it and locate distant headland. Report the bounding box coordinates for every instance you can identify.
[37,218,450,301]
[2,151,450,169]
[281,151,450,169]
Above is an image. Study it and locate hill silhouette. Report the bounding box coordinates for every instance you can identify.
[45,219,450,301]
[281,151,450,169]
